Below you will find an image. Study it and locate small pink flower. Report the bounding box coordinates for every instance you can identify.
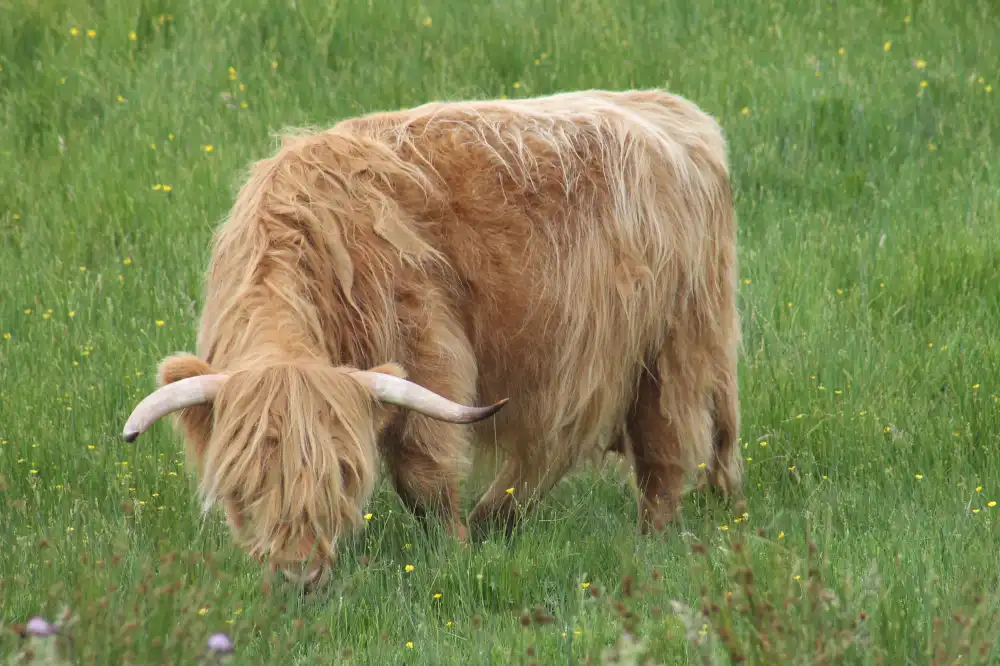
[26,617,55,637]
[207,632,233,654]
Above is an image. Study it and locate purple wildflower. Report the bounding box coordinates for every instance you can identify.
[207,632,233,654]
[26,616,56,637]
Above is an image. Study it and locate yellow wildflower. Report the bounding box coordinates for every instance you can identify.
[404,564,414,573]
[87,29,96,38]
[129,31,137,41]
[70,27,79,36]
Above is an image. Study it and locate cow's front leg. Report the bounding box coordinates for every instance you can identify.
[380,415,471,543]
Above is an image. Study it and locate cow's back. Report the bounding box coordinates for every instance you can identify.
[246,89,734,461]
[331,90,732,459]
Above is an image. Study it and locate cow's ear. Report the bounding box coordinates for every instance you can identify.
[154,353,217,466]
[364,362,407,380]
[158,352,215,387]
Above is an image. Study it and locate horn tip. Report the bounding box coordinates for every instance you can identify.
[123,427,140,443]
[474,397,509,421]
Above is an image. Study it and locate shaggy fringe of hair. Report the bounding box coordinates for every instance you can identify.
[199,360,377,561]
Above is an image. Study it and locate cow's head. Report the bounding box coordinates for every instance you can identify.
[122,353,506,588]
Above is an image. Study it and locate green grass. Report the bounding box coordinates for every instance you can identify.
[2,0,999,663]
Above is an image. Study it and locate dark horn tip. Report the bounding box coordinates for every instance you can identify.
[123,429,140,443]
[477,398,510,420]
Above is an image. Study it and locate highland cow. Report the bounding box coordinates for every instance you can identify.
[122,88,742,586]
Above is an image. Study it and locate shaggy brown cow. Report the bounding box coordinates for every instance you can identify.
[122,88,742,586]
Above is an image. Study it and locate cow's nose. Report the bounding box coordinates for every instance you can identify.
[281,563,329,589]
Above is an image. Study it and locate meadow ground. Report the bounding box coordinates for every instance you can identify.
[1,0,999,664]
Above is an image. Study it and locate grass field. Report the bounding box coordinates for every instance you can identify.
[2,0,999,663]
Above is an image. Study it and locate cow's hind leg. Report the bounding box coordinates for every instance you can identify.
[627,350,714,534]
[707,369,742,499]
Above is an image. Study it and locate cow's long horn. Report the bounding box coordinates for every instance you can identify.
[122,374,228,442]
[350,371,508,424]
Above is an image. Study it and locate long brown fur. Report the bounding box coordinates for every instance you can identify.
[156,88,742,572]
